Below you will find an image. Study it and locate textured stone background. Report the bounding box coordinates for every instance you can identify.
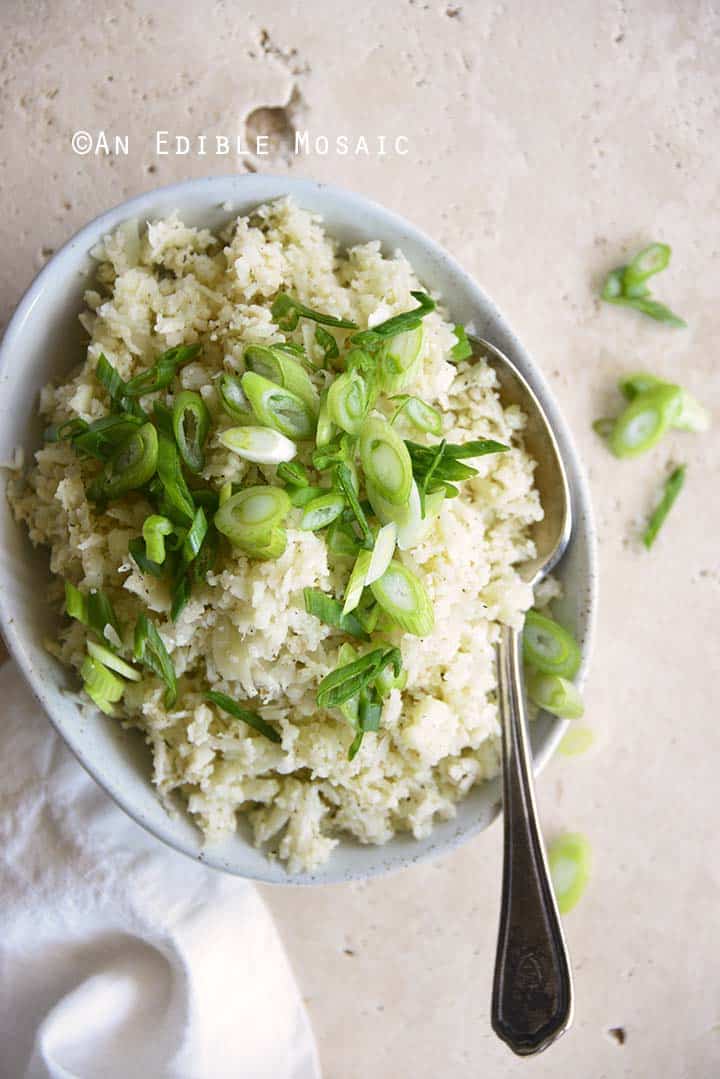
[2,1,719,1076]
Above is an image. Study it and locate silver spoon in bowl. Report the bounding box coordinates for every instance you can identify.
[472,337,573,1055]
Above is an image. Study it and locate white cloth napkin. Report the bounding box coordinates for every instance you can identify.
[0,660,321,1079]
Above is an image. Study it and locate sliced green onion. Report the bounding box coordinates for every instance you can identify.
[326,370,369,435]
[523,610,581,679]
[128,537,167,578]
[182,507,208,565]
[326,518,362,557]
[151,400,174,437]
[303,588,369,640]
[172,390,210,473]
[65,581,88,624]
[559,725,595,757]
[643,465,686,549]
[205,690,281,743]
[607,385,682,458]
[72,414,145,460]
[86,640,141,681]
[277,461,308,487]
[390,395,443,436]
[214,485,290,548]
[220,425,297,465]
[239,527,288,561]
[171,574,190,622]
[95,353,128,405]
[156,433,196,523]
[315,325,339,364]
[289,484,326,508]
[219,481,233,506]
[525,670,584,719]
[450,324,473,362]
[374,657,407,698]
[317,646,402,709]
[217,373,256,424]
[81,654,125,714]
[86,590,122,642]
[271,292,357,332]
[335,463,374,549]
[241,371,315,441]
[312,434,353,473]
[142,515,173,565]
[370,559,434,637]
[315,390,335,448]
[342,551,372,616]
[366,479,436,551]
[365,522,397,585]
[619,374,710,433]
[300,491,346,531]
[123,344,201,397]
[623,243,671,288]
[378,326,424,393]
[88,423,158,502]
[245,345,319,411]
[134,613,177,707]
[359,416,413,507]
[351,292,435,349]
[548,833,592,914]
[192,525,218,582]
[45,417,90,445]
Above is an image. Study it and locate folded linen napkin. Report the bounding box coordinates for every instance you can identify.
[0,659,320,1079]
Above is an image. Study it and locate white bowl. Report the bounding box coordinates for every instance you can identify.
[0,176,597,884]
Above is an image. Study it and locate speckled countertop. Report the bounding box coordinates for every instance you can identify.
[2,2,719,1076]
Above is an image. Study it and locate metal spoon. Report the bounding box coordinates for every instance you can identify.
[473,337,573,1056]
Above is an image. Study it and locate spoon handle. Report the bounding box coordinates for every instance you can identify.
[491,624,573,1055]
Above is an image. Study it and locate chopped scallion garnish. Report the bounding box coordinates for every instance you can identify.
[548,833,591,914]
[206,690,282,743]
[133,613,177,707]
[271,292,357,332]
[303,588,370,640]
[642,465,686,549]
[172,390,210,473]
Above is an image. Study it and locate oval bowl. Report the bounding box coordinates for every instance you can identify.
[0,175,597,884]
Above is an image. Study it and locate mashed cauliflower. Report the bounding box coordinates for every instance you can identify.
[10,199,543,872]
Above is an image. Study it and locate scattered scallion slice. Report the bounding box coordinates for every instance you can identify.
[523,610,581,679]
[643,465,686,549]
[335,463,373,549]
[559,726,595,757]
[317,646,402,709]
[315,390,335,448]
[134,613,177,707]
[289,484,326,508]
[244,344,319,410]
[548,833,592,914]
[300,491,346,531]
[277,461,308,487]
[172,390,210,473]
[350,292,435,349]
[87,422,158,502]
[359,416,413,507]
[618,374,710,434]
[607,385,682,458]
[315,325,339,364]
[219,481,233,506]
[370,560,434,637]
[141,515,173,565]
[450,324,473,362]
[156,433,196,524]
[303,588,370,640]
[239,527,288,561]
[206,690,281,743]
[86,640,141,681]
[123,344,201,397]
[86,590,122,642]
[366,479,438,551]
[365,522,397,585]
[378,326,424,394]
[342,551,372,616]
[525,670,584,719]
[326,369,369,435]
[241,371,316,441]
[220,425,297,465]
[182,507,208,566]
[214,485,291,550]
[390,395,443,436]
[601,244,685,327]
[81,654,125,714]
[64,581,88,624]
[271,293,357,332]
[217,373,256,424]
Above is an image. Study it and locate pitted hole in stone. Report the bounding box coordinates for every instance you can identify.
[245,104,296,160]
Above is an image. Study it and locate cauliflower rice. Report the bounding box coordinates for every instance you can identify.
[9,198,543,872]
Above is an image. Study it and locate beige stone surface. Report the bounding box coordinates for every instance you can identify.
[2,1,719,1075]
